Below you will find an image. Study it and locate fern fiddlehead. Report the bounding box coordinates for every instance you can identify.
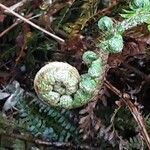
[34,0,150,109]
[34,51,104,109]
[98,0,150,53]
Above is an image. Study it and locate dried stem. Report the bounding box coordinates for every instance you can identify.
[4,0,28,14]
[0,14,41,38]
[104,80,150,149]
[0,133,92,149]
[0,20,20,38]
[0,3,65,43]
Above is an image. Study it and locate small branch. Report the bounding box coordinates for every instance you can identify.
[4,0,28,14]
[0,3,65,43]
[0,20,20,38]
[0,14,41,38]
[34,139,92,149]
[0,132,92,149]
[104,80,150,149]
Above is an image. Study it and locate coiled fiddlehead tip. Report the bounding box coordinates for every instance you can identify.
[82,51,98,65]
[34,51,104,109]
[98,34,123,53]
[98,16,113,32]
[131,0,150,8]
[34,62,80,108]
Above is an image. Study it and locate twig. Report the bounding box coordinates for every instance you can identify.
[4,0,28,13]
[0,14,41,38]
[34,139,93,149]
[0,132,93,149]
[104,80,150,149]
[0,20,20,38]
[0,3,65,43]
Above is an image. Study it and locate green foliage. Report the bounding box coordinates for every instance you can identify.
[59,0,99,35]
[82,51,98,65]
[127,136,146,150]
[34,50,104,109]
[144,114,150,134]
[114,108,136,138]
[16,93,79,143]
[24,32,58,70]
[13,139,26,150]
[120,0,150,31]
[88,58,103,77]
[1,0,150,149]
[79,74,97,93]
[147,24,150,32]
[131,0,150,8]
[73,89,92,107]
[98,0,150,53]
[98,16,113,32]
[0,46,16,62]
[98,34,123,53]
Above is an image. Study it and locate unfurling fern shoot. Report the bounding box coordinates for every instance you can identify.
[34,0,150,109]
[34,51,104,109]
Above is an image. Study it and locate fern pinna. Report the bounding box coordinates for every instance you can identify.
[16,92,80,143]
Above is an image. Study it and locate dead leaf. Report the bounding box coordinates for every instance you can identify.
[79,101,101,140]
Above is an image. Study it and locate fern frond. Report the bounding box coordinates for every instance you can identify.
[127,135,146,150]
[144,114,150,134]
[16,93,80,143]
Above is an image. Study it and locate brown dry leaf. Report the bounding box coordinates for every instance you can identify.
[99,86,111,106]
[62,35,85,54]
[108,54,123,68]
[123,40,146,57]
[138,35,150,45]
[0,8,5,24]
[0,0,17,7]
[61,35,86,70]
[16,32,24,50]
[46,3,65,15]
[115,99,125,107]
[123,25,149,55]
[79,101,101,140]
[65,0,75,6]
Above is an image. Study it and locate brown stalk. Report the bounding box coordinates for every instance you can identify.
[0,3,65,43]
[0,133,93,149]
[0,14,41,38]
[0,20,21,38]
[4,0,28,14]
[104,80,150,149]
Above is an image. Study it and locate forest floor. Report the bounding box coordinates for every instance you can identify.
[0,0,150,149]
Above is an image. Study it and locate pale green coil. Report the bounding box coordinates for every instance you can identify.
[34,51,103,109]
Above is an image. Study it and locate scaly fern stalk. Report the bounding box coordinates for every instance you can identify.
[34,51,107,109]
[33,0,150,109]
